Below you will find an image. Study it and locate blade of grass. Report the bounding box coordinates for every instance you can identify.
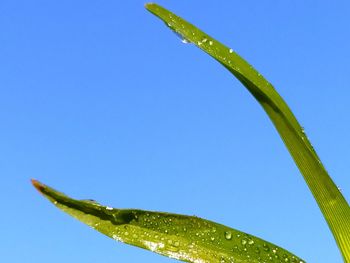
[145,3,350,261]
[32,179,304,263]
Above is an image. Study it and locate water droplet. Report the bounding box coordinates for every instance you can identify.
[209,40,213,45]
[229,48,233,53]
[112,234,122,242]
[82,199,97,203]
[248,239,254,245]
[263,243,270,251]
[224,231,232,240]
[106,206,113,210]
[172,31,190,44]
[144,240,158,252]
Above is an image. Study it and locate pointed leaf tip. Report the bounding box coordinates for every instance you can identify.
[31,181,305,262]
[31,179,45,193]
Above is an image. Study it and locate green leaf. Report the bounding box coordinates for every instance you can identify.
[32,179,304,263]
[145,3,350,261]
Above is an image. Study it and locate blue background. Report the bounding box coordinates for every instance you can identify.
[1,1,349,262]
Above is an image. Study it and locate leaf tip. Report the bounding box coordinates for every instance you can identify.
[144,2,155,8]
[31,179,45,193]
[144,2,160,13]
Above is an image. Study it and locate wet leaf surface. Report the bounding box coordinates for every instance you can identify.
[32,179,304,263]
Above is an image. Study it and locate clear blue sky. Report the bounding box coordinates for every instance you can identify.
[1,1,350,262]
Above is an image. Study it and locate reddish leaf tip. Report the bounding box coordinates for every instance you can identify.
[31,179,45,193]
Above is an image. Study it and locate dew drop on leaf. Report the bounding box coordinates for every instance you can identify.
[224,231,232,240]
[263,243,270,251]
[172,31,191,44]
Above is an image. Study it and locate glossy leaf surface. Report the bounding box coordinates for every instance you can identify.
[32,179,304,263]
[145,3,350,261]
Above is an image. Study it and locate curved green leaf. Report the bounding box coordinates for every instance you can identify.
[145,3,350,261]
[32,179,304,263]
